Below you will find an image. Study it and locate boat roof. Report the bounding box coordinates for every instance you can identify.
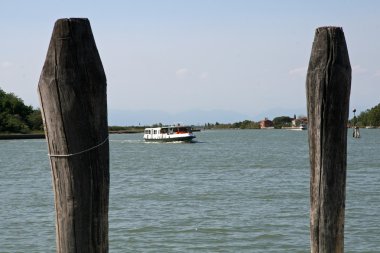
[144,125,192,130]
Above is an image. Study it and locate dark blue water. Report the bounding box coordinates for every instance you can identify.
[0,129,379,252]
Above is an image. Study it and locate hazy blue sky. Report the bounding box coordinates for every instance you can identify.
[1,0,379,124]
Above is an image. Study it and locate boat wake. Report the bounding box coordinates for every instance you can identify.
[144,140,197,144]
[110,139,144,144]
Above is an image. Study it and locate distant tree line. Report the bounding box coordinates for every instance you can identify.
[272,116,293,128]
[204,120,261,129]
[204,116,294,129]
[0,88,43,133]
[202,120,259,129]
[203,102,380,130]
[352,103,380,127]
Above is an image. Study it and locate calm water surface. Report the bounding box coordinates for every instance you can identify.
[0,129,379,252]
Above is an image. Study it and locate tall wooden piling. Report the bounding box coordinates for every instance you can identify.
[306,27,351,253]
[38,18,109,252]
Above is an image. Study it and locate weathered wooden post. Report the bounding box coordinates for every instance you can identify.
[38,18,109,252]
[306,27,351,253]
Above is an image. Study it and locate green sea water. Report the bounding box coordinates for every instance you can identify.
[0,129,379,252]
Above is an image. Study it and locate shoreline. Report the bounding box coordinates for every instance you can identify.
[0,130,144,140]
[2,127,377,140]
[0,134,46,140]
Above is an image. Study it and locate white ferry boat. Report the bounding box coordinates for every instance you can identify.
[283,124,307,131]
[295,123,307,130]
[144,126,196,142]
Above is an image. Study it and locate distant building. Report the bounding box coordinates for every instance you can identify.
[260,118,274,128]
[292,116,308,127]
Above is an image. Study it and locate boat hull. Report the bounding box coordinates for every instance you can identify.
[144,135,196,142]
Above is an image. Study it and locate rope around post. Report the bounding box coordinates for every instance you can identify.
[48,136,109,157]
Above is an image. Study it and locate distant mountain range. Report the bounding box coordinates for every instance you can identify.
[108,108,306,126]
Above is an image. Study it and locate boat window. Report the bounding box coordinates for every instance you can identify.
[154,130,157,134]
[161,128,168,134]
[176,127,190,133]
